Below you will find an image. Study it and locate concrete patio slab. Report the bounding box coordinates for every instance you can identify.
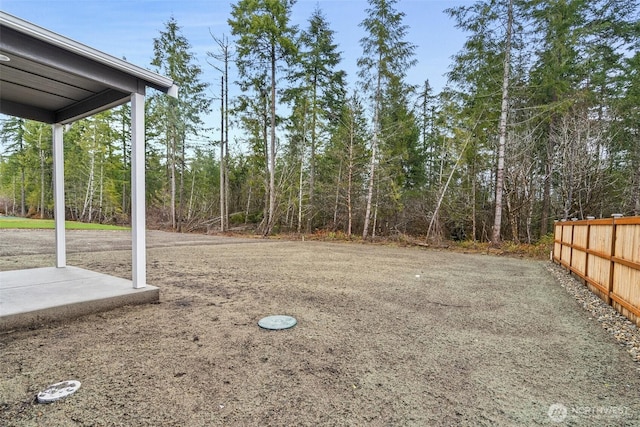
[0,266,159,331]
[0,230,269,333]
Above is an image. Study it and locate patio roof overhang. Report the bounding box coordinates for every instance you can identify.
[0,11,177,123]
[0,11,177,296]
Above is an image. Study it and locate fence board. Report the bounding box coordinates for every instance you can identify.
[587,256,611,301]
[616,224,640,262]
[553,217,640,327]
[589,225,611,255]
[570,225,587,273]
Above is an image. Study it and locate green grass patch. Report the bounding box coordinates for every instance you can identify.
[0,216,129,230]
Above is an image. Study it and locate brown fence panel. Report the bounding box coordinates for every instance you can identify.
[587,223,613,302]
[611,221,640,325]
[553,217,640,327]
[554,225,563,265]
[570,224,588,276]
[560,225,573,267]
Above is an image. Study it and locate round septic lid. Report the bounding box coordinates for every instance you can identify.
[37,380,81,403]
[258,315,297,330]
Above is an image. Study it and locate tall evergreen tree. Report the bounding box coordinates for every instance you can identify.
[328,93,370,236]
[208,34,234,232]
[229,0,298,235]
[151,16,211,231]
[357,0,416,239]
[417,80,440,188]
[295,7,346,231]
[113,103,131,218]
[377,75,423,234]
[526,0,587,234]
[615,50,640,214]
[491,0,514,245]
[446,0,519,241]
[523,0,637,228]
[0,118,27,215]
[24,121,52,218]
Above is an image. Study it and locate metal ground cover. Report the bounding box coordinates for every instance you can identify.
[258,315,297,330]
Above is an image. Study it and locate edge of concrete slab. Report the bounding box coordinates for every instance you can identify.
[0,286,159,332]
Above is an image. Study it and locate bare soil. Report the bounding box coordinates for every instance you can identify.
[1,229,639,426]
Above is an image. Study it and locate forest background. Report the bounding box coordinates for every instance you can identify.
[1,0,639,245]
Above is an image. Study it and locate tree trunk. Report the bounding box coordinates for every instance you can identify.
[12,175,17,215]
[20,162,25,216]
[540,109,557,237]
[363,63,382,240]
[297,150,304,234]
[526,179,534,244]
[347,119,354,238]
[122,120,128,216]
[187,170,195,221]
[261,92,270,233]
[39,129,45,219]
[82,125,97,222]
[245,184,252,225]
[372,182,379,239]
[211,33,232,229]
[362,142,376,239]
[471,164,477,242]
[170,134,176,229]
[177,134,185,232]
[82,148,95,222]
[491,0,512,245]
[266,45,277,235]
[427,133,472,241]
[220,75,226,232]
[333,160,342,231]
[307,76,318,233]
[98,158,104,222]
[224,58,230,229]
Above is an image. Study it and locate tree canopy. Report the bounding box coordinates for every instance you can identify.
[1,0,638,243]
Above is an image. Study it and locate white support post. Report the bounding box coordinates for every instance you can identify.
[131,90,146,288]
[52,123,66,268]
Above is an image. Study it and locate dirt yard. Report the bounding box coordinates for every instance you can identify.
[1,230,639,426]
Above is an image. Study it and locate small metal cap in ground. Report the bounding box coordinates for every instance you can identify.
[37,380,81,403]
[258,315,297,330]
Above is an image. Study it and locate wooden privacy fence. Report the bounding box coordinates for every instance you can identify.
[553,216,640,327]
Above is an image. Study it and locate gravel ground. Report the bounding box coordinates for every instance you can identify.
[1,230,639,426]
[545,263,640,365]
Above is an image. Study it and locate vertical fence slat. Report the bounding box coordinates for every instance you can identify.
[607,218,617,305]
[569,223,575,271]
[585,221,591,284]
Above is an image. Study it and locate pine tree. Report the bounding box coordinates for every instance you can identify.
[491,0,514,245]
[295,6,346,232]
[229,0,298,235]
[208,34,234,232]
[526,0,587,234]
[151,16,211,231]
[357,0,416,239]
[0,118,27,215]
